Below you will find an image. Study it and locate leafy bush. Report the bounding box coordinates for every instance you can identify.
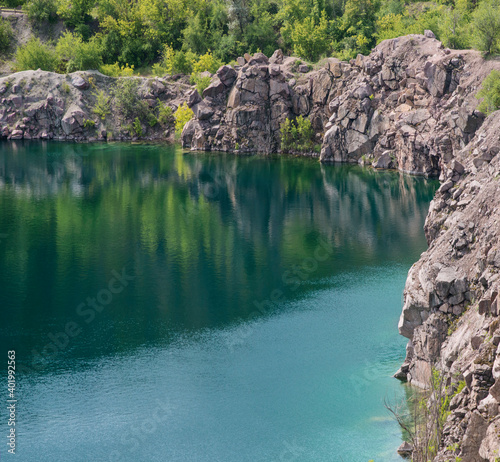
[56,32,103,72]
[114,79,148,120]
[192,51,222,74]
[0,19,13,54]
[83,119,96,128]
[174,102,194,134]
[476,70,500,115]
[155,45,197,75]
[100,62,135,77]
[280,116,314,152]
[133,117,143,136]
[26,0,58,22]
[471,0,500,55]
[190,73,212,94]
[15,38,59,72]
[92,90,111,120]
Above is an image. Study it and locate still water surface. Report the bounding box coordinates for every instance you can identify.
[0,142,438,461]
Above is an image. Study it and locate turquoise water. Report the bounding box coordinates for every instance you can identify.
[0,142,437,461]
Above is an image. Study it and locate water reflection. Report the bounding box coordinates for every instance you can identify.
[0,141,438,366]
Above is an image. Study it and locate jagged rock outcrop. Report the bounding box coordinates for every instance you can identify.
[182,35,499,178]
[396,111,500,461]
[0,70,189,141]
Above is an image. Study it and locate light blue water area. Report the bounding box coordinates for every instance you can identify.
[0,142,438,461]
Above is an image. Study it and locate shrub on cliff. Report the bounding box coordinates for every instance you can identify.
[476,70,500,114]
[153,45,196,76]
[100,62,135,77]
[0,19,13,55]
[114,79,149,120]
[15,38,59,72]
[280,116,314,152]
[174,103,194,135]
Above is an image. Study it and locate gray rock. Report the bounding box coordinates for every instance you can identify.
[269,49,284,64]
[354,84,373,99]
[61,104,86,135]
[186,89,202,108]
[397,441,413,457]
[298,64,309,73]
[438,180,454,193]
[71,75,88,90]
[372,151,393,169]
[202,77,226,99]
[192,102,214,121]
[424,29,436,39]
[435,267,459,298]
[217,66,237,87]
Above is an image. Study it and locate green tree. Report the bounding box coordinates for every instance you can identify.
[57,0,95,26]
[471,0,500,55]
[26,0,58,22]
[291,10,330,61]
[439,7,470,49]
[114,79,149,120]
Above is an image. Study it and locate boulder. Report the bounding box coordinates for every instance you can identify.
[217,66,237,87]
[311,69,332,105]
[372,151,393,169]
[424,62,448,97]
[397,441,413,457]
[61,104,86,135]
[345,129,372,158]
[71,75,88,90]
[354,84,373,100]
[181,119,201,148]
[192,102,214,121]
[248,52,269,65]
[202,77,226,98]
[269,49,284,64]
[186,89,202,108]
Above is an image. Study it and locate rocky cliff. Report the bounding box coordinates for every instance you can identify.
[394,109,500,461]
[0,69,190,141]
[181,33,499,178]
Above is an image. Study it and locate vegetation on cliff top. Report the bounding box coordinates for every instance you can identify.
[0,0,499,75]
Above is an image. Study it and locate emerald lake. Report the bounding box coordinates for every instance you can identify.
[0,142,438,461]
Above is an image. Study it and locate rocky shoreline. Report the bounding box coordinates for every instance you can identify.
[2,33,500,460]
